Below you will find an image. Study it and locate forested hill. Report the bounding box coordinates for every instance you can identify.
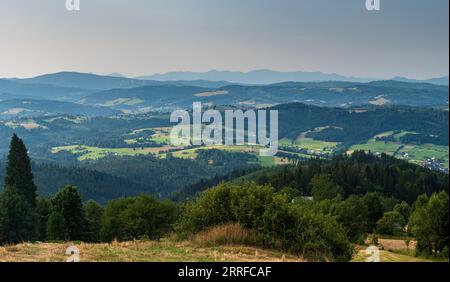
[175,151,449,204]
[0,161,156,204]
[272,103,449,146]
[0,150,260,204]
[79,80,449,111]
[252,151,449,204]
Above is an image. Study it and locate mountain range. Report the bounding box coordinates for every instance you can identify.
[0,71,448,119]
[136,70,449,86]
[79,80,449,112]
[391,76,449,86]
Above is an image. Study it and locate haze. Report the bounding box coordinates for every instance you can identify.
[0,0,448,79]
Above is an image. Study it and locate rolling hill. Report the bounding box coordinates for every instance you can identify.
[15,72,164,91]
[13,72,232,91]
[0,79,92,101]
[392,76,449,86]
[0,99,120,119]
[80,80,449,111]
[0,161,156,204]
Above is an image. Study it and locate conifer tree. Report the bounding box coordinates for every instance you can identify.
[4,134,38,206]
[48,185,86,241]
[0,134,38,244]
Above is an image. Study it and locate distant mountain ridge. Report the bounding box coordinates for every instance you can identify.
[136,69,375,84]
[15,72,166,91]
[10,72,233,90]
[137,69,449,86]
[0,72,447,118]
[392,76,449,86]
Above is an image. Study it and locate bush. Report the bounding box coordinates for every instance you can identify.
[100,194,178,242]
[176,182,354,261]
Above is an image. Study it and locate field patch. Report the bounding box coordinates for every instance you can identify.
[349,131,449,170]
[194,90,229,97]
[52,145,182,161]
[280,128,340,155]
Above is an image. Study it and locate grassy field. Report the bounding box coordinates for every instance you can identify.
[51,145,182,161]
[349,140,401,156]
[1,238,434,262]
[126,127,173,145]
[279,127,340,156]
[167,145,280,167]
[0,226,433,263]
[51,126,448,170]
[51,143,281,167]
[349,131,449,169]
[0,240,303,262]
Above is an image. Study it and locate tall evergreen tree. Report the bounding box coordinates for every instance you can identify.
[4,134,38,205]
[48,185,86,241]
[0,134,38,244]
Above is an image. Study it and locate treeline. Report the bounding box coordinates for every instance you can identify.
[0,150,259,203]
[0,162,156,204]
[249,151,448,204]
[86,150,259,197]
[170,167,261,202]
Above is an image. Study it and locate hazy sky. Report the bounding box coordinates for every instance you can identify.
[0,0,448,79]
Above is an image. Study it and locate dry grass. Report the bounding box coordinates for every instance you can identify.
[0,238,303,262]
[365,237,417,252]
[191,223,258,247]
[378,239,417,252]
[353,237,427,262]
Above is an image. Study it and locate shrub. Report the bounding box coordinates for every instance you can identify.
[176,182,354,261]
[100,194,178,242]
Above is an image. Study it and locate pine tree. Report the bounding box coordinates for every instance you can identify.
[4,134,38,206]
[49,185,86,241]
[0,134,38,244]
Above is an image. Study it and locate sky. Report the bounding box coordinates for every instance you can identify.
[0,0,448,79]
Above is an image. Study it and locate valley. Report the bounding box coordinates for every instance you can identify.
[0,71,448,263]
[2,0,449,268]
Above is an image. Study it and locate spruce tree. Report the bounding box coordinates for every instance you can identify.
[0,134,38,244]
[49,185,86,241]
[5,134,38,205]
